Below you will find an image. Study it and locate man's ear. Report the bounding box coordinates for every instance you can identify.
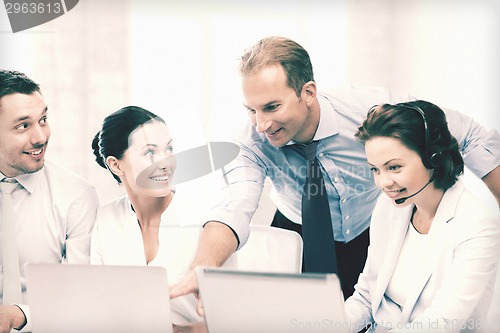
[106,156,123,178]
[302,81,317,107]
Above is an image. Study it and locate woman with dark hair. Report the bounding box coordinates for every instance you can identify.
[90,106,202,325]
[344,101,500,332]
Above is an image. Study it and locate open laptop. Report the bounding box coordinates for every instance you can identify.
[25,263,173,333]
[196,267,349,333]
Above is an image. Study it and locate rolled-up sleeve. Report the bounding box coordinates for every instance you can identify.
[205,141,267,250]
[445,107,500,178]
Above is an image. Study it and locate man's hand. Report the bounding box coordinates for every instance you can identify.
[0,305,26,333]
[170,267,199,300]
[169,221,238,315]
[170,221,238,298]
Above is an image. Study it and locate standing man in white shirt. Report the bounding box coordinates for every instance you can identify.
[0,70,99,332]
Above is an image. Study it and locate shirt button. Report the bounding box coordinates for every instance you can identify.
[333,177,339,183]
[318,153,324,158]
[345,229,351,235]
[345,215,350,220]
[341,198,347,203]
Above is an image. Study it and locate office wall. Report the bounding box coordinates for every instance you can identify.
[348,0,499,210]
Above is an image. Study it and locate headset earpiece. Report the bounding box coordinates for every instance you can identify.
[396,102,439,169]
[429,152,443,168]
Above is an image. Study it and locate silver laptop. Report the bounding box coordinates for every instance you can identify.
[196,267,349,333]
[26,263,173,333]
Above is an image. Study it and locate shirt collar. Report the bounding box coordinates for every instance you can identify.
[288,93,340,146]
[313,93,340,141]
[0,168,43,194]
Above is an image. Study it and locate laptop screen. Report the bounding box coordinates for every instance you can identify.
[196,267,349,333]
[26,263,173,333]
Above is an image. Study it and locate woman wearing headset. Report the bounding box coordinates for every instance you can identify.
[344,100,500,332]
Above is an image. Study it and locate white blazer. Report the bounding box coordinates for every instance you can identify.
[345,180,500,333]
[90,189,206,325]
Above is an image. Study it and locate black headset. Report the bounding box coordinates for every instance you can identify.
[394,102,443,169]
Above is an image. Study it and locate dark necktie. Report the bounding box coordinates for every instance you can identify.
[1,178,22,304]
[298,141,338,274]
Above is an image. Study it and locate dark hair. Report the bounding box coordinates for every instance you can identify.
[239,36,314,98]
[91,106,166,183]
[355,100,464,191]
[0,69,40,99]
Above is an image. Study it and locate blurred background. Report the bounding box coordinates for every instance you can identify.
[1,0,499,325]
[1,0,498,207]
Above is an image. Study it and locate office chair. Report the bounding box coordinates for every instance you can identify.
[159,223,303,286]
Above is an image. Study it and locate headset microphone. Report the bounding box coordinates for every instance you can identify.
[395,174,435,205]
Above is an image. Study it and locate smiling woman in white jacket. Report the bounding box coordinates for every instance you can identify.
[90,106,202,325]
[345,101,500,333]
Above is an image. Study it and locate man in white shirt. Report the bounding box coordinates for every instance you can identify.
[0,70,99,332]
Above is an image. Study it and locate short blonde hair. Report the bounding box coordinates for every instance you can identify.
[239,36,314,98]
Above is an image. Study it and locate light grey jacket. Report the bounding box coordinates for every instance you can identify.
[345,180,500,333]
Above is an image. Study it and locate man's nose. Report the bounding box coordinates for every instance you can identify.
[255,112,272,133]
[31,124,48,145]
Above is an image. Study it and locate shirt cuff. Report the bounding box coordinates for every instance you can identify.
[203,214,249,251]
[463,145,499,178]
[13,304,31,332]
